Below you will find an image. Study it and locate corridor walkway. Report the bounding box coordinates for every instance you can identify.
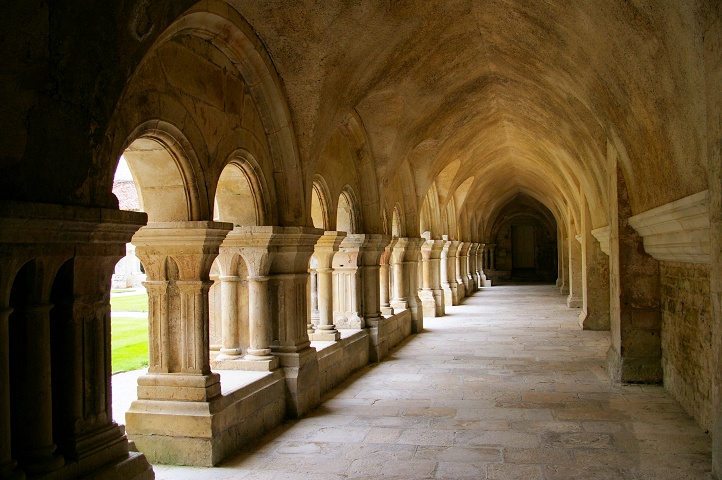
[150,285,714,479]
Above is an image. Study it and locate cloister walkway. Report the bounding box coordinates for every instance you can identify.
[132,285,713,479]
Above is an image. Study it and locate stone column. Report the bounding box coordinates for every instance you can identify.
[379,238,397,316]
[405,238,425,332]
[419,239,445,317]
[458,242,472,295]
[266,227,322,417]
[310,232,346,341]
[440,238,453,306]
[333,234,365,329]
[559,234,570,295]
[607,149,661,383]
[127,221,232,461]
[478,244,491,287]
[12,302,64,475]
[0,306,20,480]
[556,229,564,289]
[359,235,391,324]
[447,240,460,304]
[567,216,583,308]
[0,203,151,478]
[455,242,467,300]
[579,194,610,330]
[218,275,242,356]
[469,243,480,291]
[489,244,496,271]
[309,264,319,330]
[390,238,409,312]
[215,226,284,371]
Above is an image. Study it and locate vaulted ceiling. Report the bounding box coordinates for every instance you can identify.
[230,0,710,235]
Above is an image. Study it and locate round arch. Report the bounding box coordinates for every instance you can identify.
[337,186,361,234]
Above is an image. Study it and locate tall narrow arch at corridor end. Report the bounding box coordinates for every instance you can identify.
[485,194,558,284]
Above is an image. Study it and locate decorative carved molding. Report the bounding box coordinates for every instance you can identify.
[591,226,610,256]
[628,190,709,264]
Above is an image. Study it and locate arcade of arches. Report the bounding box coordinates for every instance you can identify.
[0,1,720,478]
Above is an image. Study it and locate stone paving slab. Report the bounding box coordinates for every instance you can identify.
[147,285,714,479]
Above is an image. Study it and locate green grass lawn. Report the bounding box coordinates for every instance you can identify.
[110,294,148,312]
[111,291,149,373]
[111,316,148,372]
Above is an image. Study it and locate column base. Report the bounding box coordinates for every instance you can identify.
[442,285,454,307]
[419,289,439,318]
[310,330,341,341]
[127,369,286,466]
[212,356,279,371]
[16,450,63,476]
[390,300,407,311]
[607,346,663,384]
[380,305,394,316]
[137,372,221,401]
[567,294,583,308]
[0,461,24,480]
[274,347,321,418]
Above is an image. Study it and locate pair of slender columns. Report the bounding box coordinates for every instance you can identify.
[484,244,496,271]
[420,239,445,317]
[379,238,397,316]
[131,222,233,402]
[390,237,424,332]
[213,227,281,370]
[0,204,150,479]
[440,239,459,307]
[456,242,471,299]
[310,232,346,341]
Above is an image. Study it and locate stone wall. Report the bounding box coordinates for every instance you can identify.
[661,262,713,431]
[316,331,370,395]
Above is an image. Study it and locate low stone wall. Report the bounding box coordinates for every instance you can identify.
[369,310,413,362]
[315,330,370,395]
[127,370,286,466]
[661,262,713,431]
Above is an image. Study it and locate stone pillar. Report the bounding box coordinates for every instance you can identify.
[218,275,242,356]
[0,306,21,480]
[419,239,445,317]
[379,238,397,316]
[405,237,424,332]
[469,243,482,291]
[333,234,364,329]
[455,242,468,299]
[559,233,570,295]
[458,242,473,294]
[358,235,391,361]
[309,264,319,329]
[579,194,610,330]
[704,17,722,475]
[567,216,583,308]
[310,232,346,341]
[440,238,454,306]
[607,149,661,383]
[359,235,391,325]
[489,244,496,271]
[556,229,564,289]
[447,241,460,303]
[127,221,232,461]
[246,275,273,361]
[266,227,321,417]
[390,238,408,312]
[390,238,424,332]
[469,243,480,291]
[12,302,64,475]
[0,203,151,478]
[478,244,491,287]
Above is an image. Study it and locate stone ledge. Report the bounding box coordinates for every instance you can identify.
[628,190,709,264]
[591,226,610,256]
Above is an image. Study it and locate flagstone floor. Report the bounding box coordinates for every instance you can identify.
[119,284,714,479]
